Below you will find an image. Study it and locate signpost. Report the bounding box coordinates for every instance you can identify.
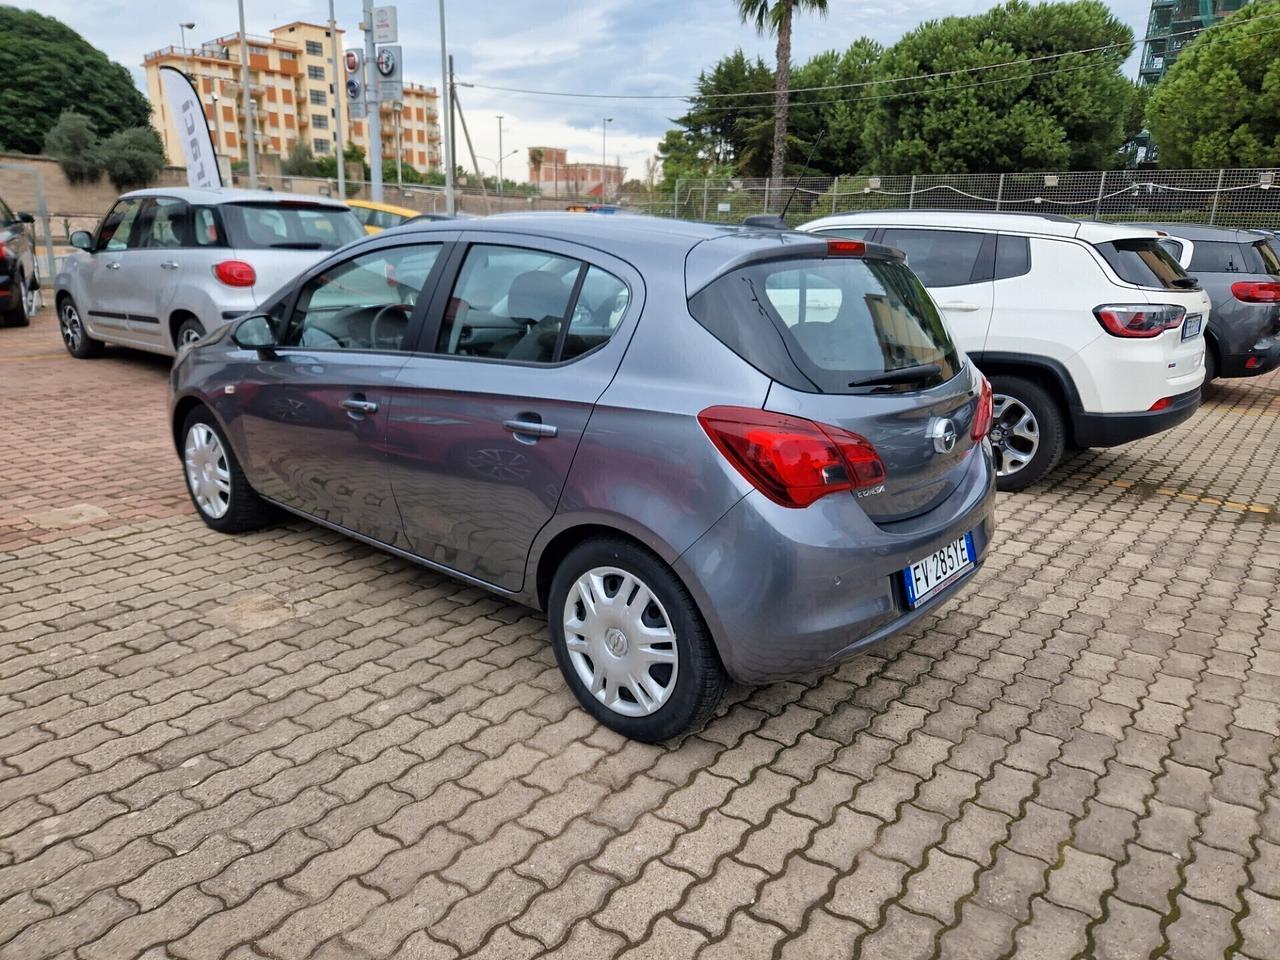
[372,6,398,43]
[374,44,403,103]
[345,49,366,120]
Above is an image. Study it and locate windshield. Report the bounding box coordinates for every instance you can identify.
[1095,238,1195,289]
[220,202,365,250]
[689,256,961,394]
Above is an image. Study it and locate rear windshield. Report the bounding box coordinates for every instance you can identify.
[1095,238,1195,289]
[220,202,365,250]
[688,256,961,394]
[1187,240,1280,275]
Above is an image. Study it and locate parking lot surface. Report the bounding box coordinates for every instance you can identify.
[2,304,1279,960]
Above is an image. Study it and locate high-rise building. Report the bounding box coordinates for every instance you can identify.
[1138,0,1250,85]
[143,21,441,175]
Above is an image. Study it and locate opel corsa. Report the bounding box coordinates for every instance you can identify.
[170,215,997,741]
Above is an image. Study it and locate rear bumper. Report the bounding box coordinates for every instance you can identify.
[1070,387,1199,448]
[1219,336,1280,378]
[674,445,996,684]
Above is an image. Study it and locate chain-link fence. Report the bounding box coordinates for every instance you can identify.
[664,168,1280,229]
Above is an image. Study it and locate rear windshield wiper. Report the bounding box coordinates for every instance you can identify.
[849,363,941,388]
[1171,276,1199,289]
[269,241,324,249]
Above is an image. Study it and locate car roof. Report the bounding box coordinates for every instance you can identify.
[346,199,421,217]
[800,209,1164,244]
[1125,222,1270,243]
[118,186,350,208]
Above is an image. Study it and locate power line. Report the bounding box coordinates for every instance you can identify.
[458,9,1280,104]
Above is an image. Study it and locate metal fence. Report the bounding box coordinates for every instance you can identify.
[661,168,1280,229]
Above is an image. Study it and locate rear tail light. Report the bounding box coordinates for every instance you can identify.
[698,405,886,508]
[1231,281,1280,303]
[827,239,866,257]
[972,374,993,441]
[1093,304,1186,338]
[1245,356,1262,369]
[0,240,6,260]
[213,260,256,287]
[1149,397,1172,411]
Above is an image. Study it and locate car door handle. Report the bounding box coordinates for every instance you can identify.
[105,261,121,270]
[941,301,980,312]
[504,419,558,439]
[341,398,379,414]
[160,261,180,270]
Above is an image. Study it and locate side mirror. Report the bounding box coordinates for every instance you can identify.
[232,314,278,349]
[69,230,93,251]
[17,212,35,224]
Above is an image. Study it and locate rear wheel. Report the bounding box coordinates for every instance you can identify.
[1202,343,1218,395]
[58,296,103,358]
[176,316,206,348]
[181,407,273,533]
[3,272,32,326]
[548,538,727,742]
[988,375,1066,493]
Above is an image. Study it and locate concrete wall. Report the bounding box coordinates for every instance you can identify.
[0,153,189,221]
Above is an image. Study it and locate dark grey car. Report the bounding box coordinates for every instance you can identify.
[1132,223,1280,385]
[0,193,38,326]
[170,215,996,741]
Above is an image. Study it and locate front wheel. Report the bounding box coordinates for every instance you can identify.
[548,538,727,742]
[3,273,33,326]
[58,297,103,358]
[181,408,273,533]
[988,375,1066,493]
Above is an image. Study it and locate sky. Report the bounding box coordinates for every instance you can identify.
[33,0,1154,181]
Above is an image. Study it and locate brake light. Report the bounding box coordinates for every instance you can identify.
[1093,304,1186,338]
[1231,281,1280,303]
[827,239,866,257]
[698,405,886,508]
[1245,356,1261,369]
[972,374,993,441]
[1149,397,1172,411]
[213,260,256,287]
[0,240,6,260]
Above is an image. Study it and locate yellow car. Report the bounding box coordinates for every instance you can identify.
[346,199,422,234]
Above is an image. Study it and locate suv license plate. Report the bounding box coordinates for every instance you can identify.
[1182,313,1203,340]
[902,532,975,609]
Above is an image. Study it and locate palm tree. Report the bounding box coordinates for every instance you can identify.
[737,0,828,184]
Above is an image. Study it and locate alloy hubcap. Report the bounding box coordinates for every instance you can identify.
[184,423,231,519]
[180,326,203,345]
[59,304,82,351]
[563,566,678,718]
[990,393,1040,478]
[21,279,34,317]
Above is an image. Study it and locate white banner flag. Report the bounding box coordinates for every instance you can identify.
[159,65,221,189]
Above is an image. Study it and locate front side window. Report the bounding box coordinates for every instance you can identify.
[219,202,364,250]
[143,197,191,248]
[96,198,145,251]
[878,228,988,287]
[283,244,443,351]
[434,244,628,363]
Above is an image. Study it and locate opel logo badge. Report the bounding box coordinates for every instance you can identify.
[927,417,958,454]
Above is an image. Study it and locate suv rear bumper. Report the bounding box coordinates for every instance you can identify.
[1219,337,1280,378]
[1071,387,1199,448]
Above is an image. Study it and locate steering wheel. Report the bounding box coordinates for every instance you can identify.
[369,303,412,350]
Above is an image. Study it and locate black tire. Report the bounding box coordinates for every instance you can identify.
[1202,343,1218,396]
[988,375,1066,493]
[548,538,728,742]
[175,316,206,349]
[57,296,103,358]
[4,272,32,327]
[180,407,274,534]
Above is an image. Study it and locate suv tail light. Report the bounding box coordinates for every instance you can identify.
[213,260,256,287]
[972,374,993,441]
[1093,304,1186,338]
[1231,281,1280,304]
[698,405,886,508]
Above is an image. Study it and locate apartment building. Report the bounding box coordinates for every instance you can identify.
[143,21,441,175]
[527,147,625,199]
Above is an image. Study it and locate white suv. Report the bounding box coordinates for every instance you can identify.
[799,211,1211,490]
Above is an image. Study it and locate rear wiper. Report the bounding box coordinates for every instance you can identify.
[269,241,323,249]
[849,363,941,388]
[1171,276,1199,289]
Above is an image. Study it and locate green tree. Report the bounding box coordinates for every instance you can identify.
[282,142,322,177]
[862,0,1140,173]
[1147,1,1280,167]
[788,39,882,175]
[0,7,151,155]
[679,50,776,174]
[99,127,165,190]
[43,111,102,183]
[737,0,830,182]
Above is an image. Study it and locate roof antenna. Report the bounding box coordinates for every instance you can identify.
[744,131,824,230]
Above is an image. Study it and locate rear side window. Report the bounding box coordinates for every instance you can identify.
[220,202,365,250]
[1095,238,1193,289]
[689,256,961,394]
[878,228,989,287]
[1257,240,1280,276]
[994,235,1031,280]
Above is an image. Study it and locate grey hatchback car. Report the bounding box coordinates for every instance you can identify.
[170,215,996,740]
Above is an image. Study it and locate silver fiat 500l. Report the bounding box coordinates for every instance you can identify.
[170,214,997,741]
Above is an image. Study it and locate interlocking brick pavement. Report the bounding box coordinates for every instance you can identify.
[2,304,1279,959]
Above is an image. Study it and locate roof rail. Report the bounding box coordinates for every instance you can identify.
[827,208,1079,224]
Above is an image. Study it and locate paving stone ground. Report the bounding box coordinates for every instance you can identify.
[1,304,1278,960]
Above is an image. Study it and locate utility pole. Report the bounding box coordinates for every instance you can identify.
[395,102,404,189]
[211,89,225,179]
[328,0,345,199]
[236,0,257,188]
[602,116,613,201]
[451,85,490,214]
[497,115,504,199]
[362,0,383,202]
[439,1,454,214]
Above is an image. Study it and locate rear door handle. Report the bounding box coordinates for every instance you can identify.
[504,419,558,439]
[941,301,980,312]
[160,260,180,270]
[341,398,379,414]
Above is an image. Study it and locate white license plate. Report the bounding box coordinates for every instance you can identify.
[1182,313,1203,340]
[902,533,975,609]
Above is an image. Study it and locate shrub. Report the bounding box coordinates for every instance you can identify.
[44,111,101,183]
[99,126,165,190]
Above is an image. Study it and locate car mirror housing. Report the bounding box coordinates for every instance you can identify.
[69,230,93,251]
[232,314,278,349]
[17,212,35,224]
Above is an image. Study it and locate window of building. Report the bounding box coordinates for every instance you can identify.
[312,114,328,130]
[305,40,324,56]
[314,138,331,154]
[309,90,326,105]
[249,45,268,57]
[279,50,296,61]
[307,64,325,80]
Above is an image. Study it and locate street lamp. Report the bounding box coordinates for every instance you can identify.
[602,117,614,201]
[179,21,195,50]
